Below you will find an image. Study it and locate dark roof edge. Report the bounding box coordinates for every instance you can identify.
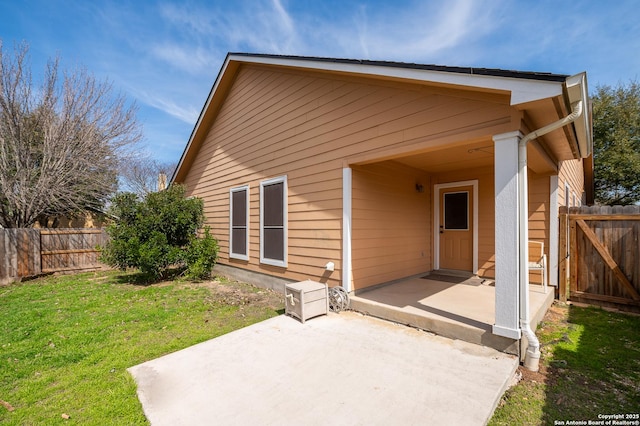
[228,52,569,83]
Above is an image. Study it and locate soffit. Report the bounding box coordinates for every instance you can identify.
[392,139,556,175]
[518,97,578,162]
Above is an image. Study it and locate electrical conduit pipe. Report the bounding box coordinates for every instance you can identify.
[518,100,583,371]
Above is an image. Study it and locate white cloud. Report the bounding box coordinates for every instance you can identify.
[272,0,294,36]
[354,5,370,59]
[127,0,503,128]
[7,0,638,167]
[213,0,300,54]
[158,2,215,35]
[335,0,499,61]
[135,89,200,125]
[150,43,216,74]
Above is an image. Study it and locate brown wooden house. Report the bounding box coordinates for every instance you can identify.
[173,54,592,361]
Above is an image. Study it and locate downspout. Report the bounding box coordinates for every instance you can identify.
[519,100,583,371]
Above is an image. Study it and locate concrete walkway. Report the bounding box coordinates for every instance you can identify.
[129,312,518,426]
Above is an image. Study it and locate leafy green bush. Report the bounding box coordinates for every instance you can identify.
[183,227,219,280]
[100,185,218,280]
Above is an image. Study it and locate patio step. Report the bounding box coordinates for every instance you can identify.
[349,296,520,355]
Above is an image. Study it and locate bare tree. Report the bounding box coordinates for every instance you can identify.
[0,42,142,228]
[119,154,178,197]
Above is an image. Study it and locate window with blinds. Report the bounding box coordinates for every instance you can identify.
[230,186,249,260]
[260,176,287,267]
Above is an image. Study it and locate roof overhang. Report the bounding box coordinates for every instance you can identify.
[172,53,592,183]
[563,72,592,158]
[230,53,565,106]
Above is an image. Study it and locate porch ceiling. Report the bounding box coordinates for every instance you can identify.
[393,96,582,175]
[393,140,493,173]
[392,139,556,174]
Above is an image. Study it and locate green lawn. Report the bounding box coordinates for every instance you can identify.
[4,273,638,425]
[490,303,640,425]
[0,271,283,425]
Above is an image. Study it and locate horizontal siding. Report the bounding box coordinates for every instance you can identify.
[185,67,513,189]
[558,159,585,207]
[181,64,516,288]
[352,161,430,290]
[528,172,550,284]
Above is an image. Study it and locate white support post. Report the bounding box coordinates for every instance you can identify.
[492,131,522,339]
[549,175,559,288]
[342,167,353,293]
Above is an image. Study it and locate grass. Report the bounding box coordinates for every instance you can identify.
[490,303,640,425]
[0,270,283,425]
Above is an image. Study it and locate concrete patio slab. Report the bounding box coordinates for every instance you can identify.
[350,277,554,355]
[129,311,518,426]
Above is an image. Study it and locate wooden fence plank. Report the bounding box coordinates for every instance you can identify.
[39,229,104,235]
[566,206,640,312]
[570,218,578,293]
[571,291,640,307]
[41,249,100,255]
[558,212,568,302]
[575,219,640,301]
[0,228,107,283]
[569,214,640,221]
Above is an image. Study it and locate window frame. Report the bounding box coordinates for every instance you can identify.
[443,191,470,231]
[565,182,572,207]
[229,185,249,261]
[260,175,288,267]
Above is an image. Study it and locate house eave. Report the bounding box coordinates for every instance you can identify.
[563,72,592,159]
[228,53,565,106]
[172,53,588,185]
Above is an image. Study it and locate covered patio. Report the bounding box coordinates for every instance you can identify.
[350,274,554,355]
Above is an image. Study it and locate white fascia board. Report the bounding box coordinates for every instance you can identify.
[564,72,592,158]
[230,54,563,106]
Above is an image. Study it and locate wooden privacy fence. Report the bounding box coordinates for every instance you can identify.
[0,228,108,284]
[559,205,640,312]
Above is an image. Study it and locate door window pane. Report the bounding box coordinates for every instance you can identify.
[444,192,469,230]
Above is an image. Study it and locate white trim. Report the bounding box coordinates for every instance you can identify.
[433,180,478,274]
[229,185,249,261]
[229,54,563,106]
[260,176,288,268]
[492,325,522,340]
[342,168,352,292]
[549,176,559,287]
[564,72,592,158]
[492,131,522,339]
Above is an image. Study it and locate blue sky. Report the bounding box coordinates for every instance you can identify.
[1,0,639,164]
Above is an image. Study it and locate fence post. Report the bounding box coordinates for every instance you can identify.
[569,215,578,295]
[558,209,568,302]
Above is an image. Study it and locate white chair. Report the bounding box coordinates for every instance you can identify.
[529,240,548,293]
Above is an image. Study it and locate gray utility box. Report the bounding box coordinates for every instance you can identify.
[285,280,329,323]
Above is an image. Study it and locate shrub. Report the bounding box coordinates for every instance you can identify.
[100,185,218,280]
[182,227,219,280]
